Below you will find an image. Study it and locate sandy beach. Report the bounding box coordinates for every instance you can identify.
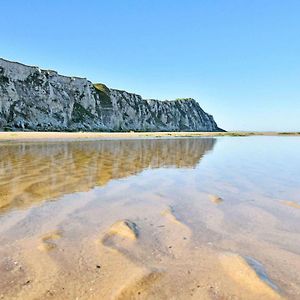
[0,137,300,299]
[0,131,300,142]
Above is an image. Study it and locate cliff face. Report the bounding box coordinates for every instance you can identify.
[0,58,223,132]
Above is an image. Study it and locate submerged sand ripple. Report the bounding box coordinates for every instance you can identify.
[220,253,281,299]
[38,230,63,251]
[209,194,224,204]
[103,220,139,243]
[114,269,164,300]
[1,138,300,299]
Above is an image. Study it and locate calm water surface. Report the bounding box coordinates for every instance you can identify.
[0,137,300,299]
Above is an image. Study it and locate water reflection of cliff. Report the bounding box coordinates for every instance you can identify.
[0,138,216,213]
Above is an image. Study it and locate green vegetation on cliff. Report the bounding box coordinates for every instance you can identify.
[93,83,112,107]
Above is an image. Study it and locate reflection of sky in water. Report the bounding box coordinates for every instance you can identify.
[117,136,300,205]
[194,136,300,201]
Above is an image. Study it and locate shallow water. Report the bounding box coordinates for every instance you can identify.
[0,137,300,299]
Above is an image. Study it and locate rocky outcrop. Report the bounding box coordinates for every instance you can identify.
[0,58,223,131]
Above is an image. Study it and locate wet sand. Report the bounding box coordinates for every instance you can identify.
[0,137,300,299]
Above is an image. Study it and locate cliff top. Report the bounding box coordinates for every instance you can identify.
[1,57,196,104]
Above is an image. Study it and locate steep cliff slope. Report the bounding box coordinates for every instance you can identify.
[0,58,223,131]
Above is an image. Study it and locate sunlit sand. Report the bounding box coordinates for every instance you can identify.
[0,137,300,299]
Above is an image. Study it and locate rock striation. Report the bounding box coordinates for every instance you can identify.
[0,58,223,131]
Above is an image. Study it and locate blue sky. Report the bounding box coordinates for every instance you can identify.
[1,0,299,131]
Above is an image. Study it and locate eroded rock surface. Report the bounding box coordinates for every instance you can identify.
[0,58,223,132]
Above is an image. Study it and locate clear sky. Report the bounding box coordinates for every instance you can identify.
[1,0,299,131]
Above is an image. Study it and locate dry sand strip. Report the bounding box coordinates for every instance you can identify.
[0,131,300,141]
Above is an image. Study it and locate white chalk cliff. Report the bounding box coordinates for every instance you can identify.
[0,58,223,132]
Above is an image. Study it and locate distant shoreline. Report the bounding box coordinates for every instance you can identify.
[0,131,299,142]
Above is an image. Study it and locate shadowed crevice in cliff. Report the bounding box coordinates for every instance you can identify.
[0,58,224,132]
[0,138,216,213]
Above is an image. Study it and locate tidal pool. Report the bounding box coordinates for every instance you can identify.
[0,137,299,299]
